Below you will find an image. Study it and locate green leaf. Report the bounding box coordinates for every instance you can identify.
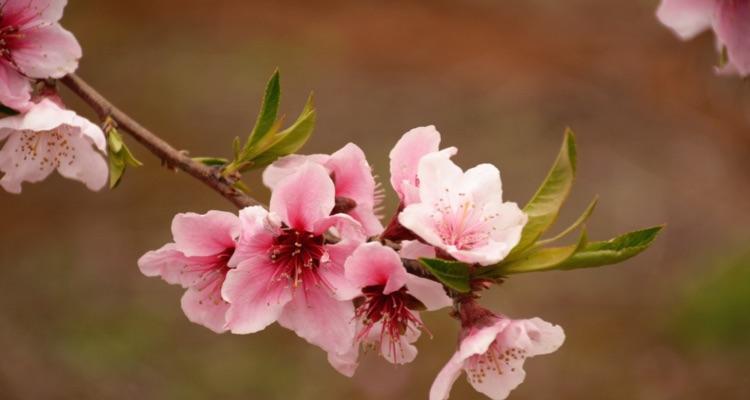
[245,69,281,150]
[193,157,229,167]
[121,142,142,167]
[106,128,141,188]
[107,129,124,153]
[508,129,577,259]
[478,230,588,277]
[249,93,315,168]
[419,258,471,293]
[536,196,598,246]
[557,226,663,271]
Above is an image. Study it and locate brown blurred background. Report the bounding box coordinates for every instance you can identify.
[2,0,750,399]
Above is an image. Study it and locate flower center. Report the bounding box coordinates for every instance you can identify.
[355,285,424,360]
[433,189,497,250]
[269,227,326,289]
[466,341,527,384]
[0,23,21,62]
[14,130,76,171]
[186,247,234,306]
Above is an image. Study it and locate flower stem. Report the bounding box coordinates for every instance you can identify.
[60,73,261,209]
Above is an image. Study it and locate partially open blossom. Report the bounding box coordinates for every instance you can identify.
[398,150,527,266]
[328,242,452,375]
[657,0,750,76]
[138,211,240,333]
[0,98,106,193]
[263,143,384,236]
[389,125,456,206]
[430,307,565,400]
[0,0,82,110]
[223,162,366,360]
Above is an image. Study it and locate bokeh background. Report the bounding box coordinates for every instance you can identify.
[2,0,750,399]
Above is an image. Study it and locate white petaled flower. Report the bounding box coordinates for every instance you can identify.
[0,98,107,193]
[398,151,527,266]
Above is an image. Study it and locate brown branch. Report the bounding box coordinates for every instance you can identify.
[60,73,260,209]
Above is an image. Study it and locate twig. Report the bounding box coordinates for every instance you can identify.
[60,74,260,209]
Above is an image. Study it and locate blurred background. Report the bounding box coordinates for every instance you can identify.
[2,0,750,398]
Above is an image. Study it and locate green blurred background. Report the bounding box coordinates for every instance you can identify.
[2,0,750,398]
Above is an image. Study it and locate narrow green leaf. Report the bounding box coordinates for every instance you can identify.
[478,230,588,277]
[121,142,142,167]
[245,69,281,150]
[419,258,471,293]
[232,136,242,159]
[193,157,229,167]
[249,93,315,168]
[536,196,598,246]
[107,128,124,153]
[557,226,663,271]
[108,152,126,189]
[508,129,577,258]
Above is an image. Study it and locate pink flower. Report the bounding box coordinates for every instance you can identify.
[222,162,366,359]
[138,211,240,333]
[263,142,384,236]
[328,242,452,376]
[657,0,750,76]
[389,125,456,206]
[0,0,82,110]
[430,313,565,400]
[0,98,106,193]
[398,151,527,266]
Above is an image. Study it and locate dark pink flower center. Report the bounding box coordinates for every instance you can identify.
[269,227,326,289]
[355,285,424,360]
[0,19,22,63]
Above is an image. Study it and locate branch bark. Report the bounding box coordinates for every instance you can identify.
[60,74,260,209]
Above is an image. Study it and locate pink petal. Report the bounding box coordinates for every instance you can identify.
[180,278,230,334]
[278,285,356,355]
[389,125,441,203]
[0,131,55,193]
[714,0,750,76]
[415,149,464,206]
[498,318,566,358]
[399,240,436,260]
[270,162,335,232]
[404,274,452,311]
[459,163,503,206]
[398,203,443,248]
[344,242,408,295]
[137,243,190,286]
[466,355,526,400]
[656,0,716,40]
[171,211,239,257]
[262,153,330,190]
[326,143,383,236]
[221,257,292,334]
[312,213,366,241]
[327,345,360,377]
[12,23,81,79]
[228,206,277,268]
[429,351,465,400]
[0,61,31,111]
[321,240,363,301]
[458,319,511,359]
[368,317,421,365]
[1,0,66,26]
[55,132,107,191]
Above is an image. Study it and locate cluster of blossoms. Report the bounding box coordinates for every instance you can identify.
[657,0,750,77]
[0,0,107,193]
[139,127,565,399]
[0,1,664,399]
